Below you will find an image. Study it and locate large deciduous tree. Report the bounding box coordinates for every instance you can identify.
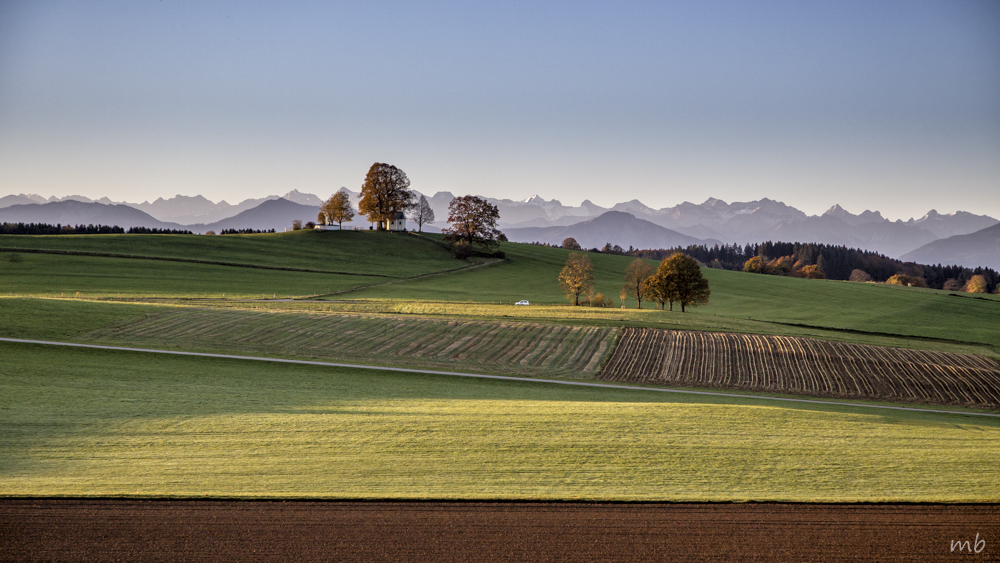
[623,258,654,309]
[559,252,594,306]
[358,163,415,229]
[658,253,710,312]
[409,194,435,232]
[443,195,503,250]
[641,253,710,312]
[321,190,355,229]
[641,272,672,310]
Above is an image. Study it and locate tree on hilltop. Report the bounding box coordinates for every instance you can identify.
[443,195,503,250]
[562,237,581,250]
[559,252,594,306]
[321,190,355,229]
[409,194,435,233]
[359,163,415,230]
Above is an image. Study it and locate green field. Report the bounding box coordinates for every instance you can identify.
[82,306,615,378]
[2,231,999,501]
[1,253,385,299]
[328,240,1000,354]
[3,342,998,501]
[0,230,458,276]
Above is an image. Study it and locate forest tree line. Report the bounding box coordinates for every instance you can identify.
[619,241,998,293]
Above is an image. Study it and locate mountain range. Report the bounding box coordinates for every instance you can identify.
[1,191,996,268]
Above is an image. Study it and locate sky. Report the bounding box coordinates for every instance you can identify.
[0,0,998,220]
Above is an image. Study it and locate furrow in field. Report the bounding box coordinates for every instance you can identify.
[83,308,616,378]
[599,328,1000,410]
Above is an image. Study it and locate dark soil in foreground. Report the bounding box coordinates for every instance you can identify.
[1,500,997,562]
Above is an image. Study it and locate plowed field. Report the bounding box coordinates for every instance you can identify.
[2,500,997,562]
[85,308,615,377]
[600,328,1000,409]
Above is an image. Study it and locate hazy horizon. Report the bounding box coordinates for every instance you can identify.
[3,188,996,223]
[2,1,998,221]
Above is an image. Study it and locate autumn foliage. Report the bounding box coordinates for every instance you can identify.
[559,252,595,306]
[622,258,654,309]
[642,253,710,312]
[321,190,355,228]
[358,163,415,229]
[443,195,503,252]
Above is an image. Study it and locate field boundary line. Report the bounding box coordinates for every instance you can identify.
[0,247,395,278]
[758,318,999,351]
[3,337,999,419]
[309,257,504,299]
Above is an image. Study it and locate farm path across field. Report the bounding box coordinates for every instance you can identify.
[3,337,999,419]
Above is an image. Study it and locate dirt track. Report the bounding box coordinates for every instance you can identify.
[1,500,997,562]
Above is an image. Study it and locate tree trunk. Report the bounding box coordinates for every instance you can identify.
[574,293,580,306]
[681,302,686,313]
[668,301,673,311]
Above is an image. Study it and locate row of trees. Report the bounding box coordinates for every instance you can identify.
[0,223,196,235]
[621,241,998,294]
[318,163,437,232]
[1,222,126,235]
[559,252,710,311]
[314,162,505,255]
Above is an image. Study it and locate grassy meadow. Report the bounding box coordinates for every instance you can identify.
[2,230,999,501]
[0,229,458,276]
[3,341,998,501]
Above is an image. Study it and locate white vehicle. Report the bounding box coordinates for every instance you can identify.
[515,300,530,306]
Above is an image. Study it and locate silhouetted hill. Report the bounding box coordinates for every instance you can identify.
[190,198,322,233]
[900,223,1000,270]
[505,211,714,249]
[0,200,183,229]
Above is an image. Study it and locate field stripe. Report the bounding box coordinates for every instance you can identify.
[2,337,999,419]
[0,246,395,277]
[601,328,1000,410]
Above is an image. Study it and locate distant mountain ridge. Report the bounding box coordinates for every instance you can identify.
[0,200,185,230]
[1,190,995,264]
[900,223,1000,271]
[505,211,715,250]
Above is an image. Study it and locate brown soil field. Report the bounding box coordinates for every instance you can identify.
[1,500,997,562]
[600,327,1000,409]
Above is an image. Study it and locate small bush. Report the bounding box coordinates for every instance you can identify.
[963,275,987,294]
[589,293,613,307]
[451,241,473,259]
[305,221,316,229]
[743,256,766,273]
[767,256,794,275]
[291,220,303,231]
[799,264,826,279]
[849,269,872,282]
[942,278,962,291]
[887,274,927,288]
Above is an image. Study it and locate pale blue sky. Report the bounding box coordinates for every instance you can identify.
[1,0,998,219]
